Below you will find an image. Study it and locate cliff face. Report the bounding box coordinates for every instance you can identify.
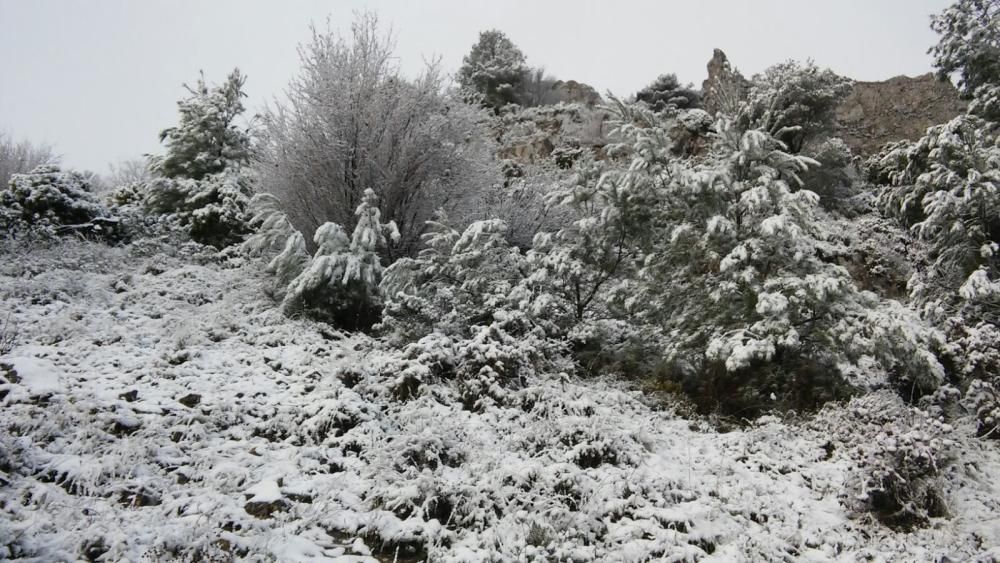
[700,49,967,155]
[834,73,967,155]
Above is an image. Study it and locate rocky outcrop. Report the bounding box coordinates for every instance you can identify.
[834,74,967,155]
[700,49,967,156]
[549,80,602,107]
[701,49,748,116]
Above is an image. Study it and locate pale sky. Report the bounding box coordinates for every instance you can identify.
[0,0,953,173]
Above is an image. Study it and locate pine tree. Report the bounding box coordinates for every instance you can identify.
[930,0,1000,98]
[457,30,530,111]
[634,74,702,112]
[146,69,254,248]
[281,189,398,330]
[151,69,250,181]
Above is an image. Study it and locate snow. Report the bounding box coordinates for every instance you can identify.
[246,479,282,503]
[1,238,999,561]
[3,356,64,396]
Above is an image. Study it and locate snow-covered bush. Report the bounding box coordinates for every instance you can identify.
[1,165,120,241]
[279,189,397,331]
[820,393,954,530]
[964,378,1000,438]
[256,13,498,256]
[381,218,537,341]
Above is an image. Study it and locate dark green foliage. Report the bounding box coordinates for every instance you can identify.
[458,30,530,111]
[634,74,702,112]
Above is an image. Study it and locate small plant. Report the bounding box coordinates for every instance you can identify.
[0,314,16,355]
[830,393,955,530]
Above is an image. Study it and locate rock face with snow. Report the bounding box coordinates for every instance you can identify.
[834,73,968,155]
[700,48,968,155]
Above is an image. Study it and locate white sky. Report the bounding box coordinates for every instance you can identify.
[0,0,953,172]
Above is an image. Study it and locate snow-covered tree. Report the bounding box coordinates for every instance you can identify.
[737,61,852,154]
[256,13,497,256]
[634,73,702,112]
[930,0,1000,98]
[457,30,531,111]
[150,69,250,181]
[145,69,255,248]
[145,169,254,249]
[533,98,943,414]
[281,189,398,331]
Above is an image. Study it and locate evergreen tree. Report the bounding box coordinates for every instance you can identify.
[930,0,1000,98]
[737,61,852,154]
[457,30,530,111]
[634,74,702,112]
[146,69,254,248]
[282,189,398,330]
[150,69,250,181]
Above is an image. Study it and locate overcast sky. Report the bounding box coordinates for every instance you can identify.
[0,0,953,173]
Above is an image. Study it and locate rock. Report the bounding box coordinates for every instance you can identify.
[119,389,138,402]
[178,393,201,408]
[699,49,967,156]
[244,499,290,519]
[834,74,967,155]
[701,49,748,116]
[498,136,555,163]
[549,80,602,107]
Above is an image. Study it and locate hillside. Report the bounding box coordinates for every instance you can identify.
[2,239,998,561]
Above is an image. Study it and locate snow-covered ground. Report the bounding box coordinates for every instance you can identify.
[2,238,999,562]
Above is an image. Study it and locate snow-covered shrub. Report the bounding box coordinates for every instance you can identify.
[280,189,397,331]
[382,218,532,340]
[822,393,955,530]
[568,319,669,380]
[964,379,1000,438]
[1,165,120,241]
